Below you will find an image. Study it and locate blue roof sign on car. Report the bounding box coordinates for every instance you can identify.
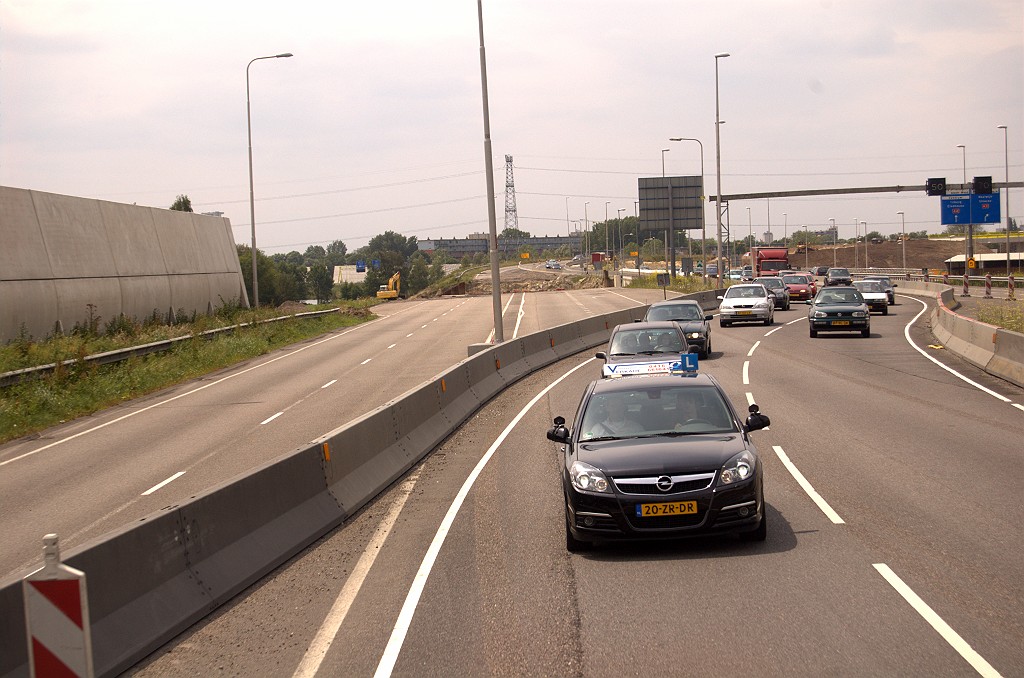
[602,353,699,378]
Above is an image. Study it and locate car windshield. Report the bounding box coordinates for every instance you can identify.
[783,275,808,284]
[578,385,737,440]
[816,289,864,304]
[725,286,766,299]
[756,278,784,289]
[829,269,850,277]
[608,328,685,355]
[854,281,883,293]
[646,305,703,321]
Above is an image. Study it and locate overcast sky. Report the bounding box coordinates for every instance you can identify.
[2,0,1021,254]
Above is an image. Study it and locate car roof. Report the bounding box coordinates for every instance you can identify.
[648,299,701,308]
[614,321,681,331]
[590,371,721,395]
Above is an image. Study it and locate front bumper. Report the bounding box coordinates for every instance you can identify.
[809,317,869,331]
[720,307,771,322]
[564,474,763,542]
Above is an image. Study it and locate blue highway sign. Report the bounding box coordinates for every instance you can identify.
[940,190,1000,225]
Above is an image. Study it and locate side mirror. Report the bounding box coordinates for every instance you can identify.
[595,351,607,360]
[717,295,725,300]
[892,283,898,287]
[804,300,813,305]
[704,314,714,321]
[547,416,570,443]
[744,404,770,432]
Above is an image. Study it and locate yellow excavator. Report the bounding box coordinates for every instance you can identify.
[376,271,401,300]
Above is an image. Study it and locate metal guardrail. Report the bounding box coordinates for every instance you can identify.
[0,308,340,388]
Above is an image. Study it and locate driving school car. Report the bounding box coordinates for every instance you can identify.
[596,322,690,377]
[546,360,770,551]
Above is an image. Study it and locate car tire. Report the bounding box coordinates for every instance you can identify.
[882,307,888,316]
[740,509,767,542]
[565,517,590,553]
[861,328,870,338]
[764,315,772,326]
[809,328,818,338]
[720,320,730,328]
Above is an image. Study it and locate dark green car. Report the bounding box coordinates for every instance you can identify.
[806,287,871,338]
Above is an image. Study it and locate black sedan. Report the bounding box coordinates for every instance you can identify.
[596,322,689,377]
[546,372,770,551]
[642,299,714,358]
[806,287,871,337]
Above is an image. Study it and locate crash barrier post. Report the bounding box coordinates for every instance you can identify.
[942,272,949,286]
[962,273,970,297]
[23,534,94,678]
[984,274,993,298]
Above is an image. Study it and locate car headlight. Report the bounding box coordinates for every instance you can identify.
[687,332,701,339]
[852,311,866,317]
[754,301,769,309]
[569,461,612,493]
[720,450,756,485]
[812,310,827,318]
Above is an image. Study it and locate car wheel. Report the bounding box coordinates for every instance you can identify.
[882,307,888,316]
[720,320,730,328]
[764,314,772,326]
[565,517,590,553]
[784,302,790,311]
[740,509,767,542]
[809,328,818,338]
[861,328,870,338]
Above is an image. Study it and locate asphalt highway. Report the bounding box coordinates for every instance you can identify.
[129,291,1024,677]
[0,285,665,580]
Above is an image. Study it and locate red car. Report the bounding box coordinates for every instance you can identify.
[782,273,817,301]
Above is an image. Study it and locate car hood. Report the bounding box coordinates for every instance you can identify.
[671,320,706,333]
[809,302,868,313]
[576,434,748,474]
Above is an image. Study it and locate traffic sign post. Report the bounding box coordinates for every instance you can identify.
[23,534,94,678]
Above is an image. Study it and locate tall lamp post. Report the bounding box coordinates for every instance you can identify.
[617,208,626,268]
[783,212,788,248]
[669,137,705,280]
[861,221,868,268]
[247,51,293,308]
[957,143,973,262]
[565,197,571,255]
[897,211,906,270]
[584,201,590,265]
[605,201,611,262]
[714,51,730,288]
[998,125,1010,274]
[746,206,752,256]
[829,218,836,267]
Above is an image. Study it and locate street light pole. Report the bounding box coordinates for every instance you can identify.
[714,52,730,288]
[668,137,705,281]
[998,125,1010,274]
[958,143,973,261]
[476,0,503,343]
[746,206,752,253]
[565,196,571,256]
[861,221,868,268]
[247,52,293,309]
[897,211,906,270]
[584,201,590,266]
[783,212,787,248]
[605,201,610,263]
[617,208,625,268]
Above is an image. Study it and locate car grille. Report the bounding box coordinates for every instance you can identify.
[613,472,716,495]
[627,512,706,529]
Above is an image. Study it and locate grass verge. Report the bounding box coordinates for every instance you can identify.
[976,299,1024,333]
[0,307,375,444]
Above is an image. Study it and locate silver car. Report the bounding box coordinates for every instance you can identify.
[717,284,775,327]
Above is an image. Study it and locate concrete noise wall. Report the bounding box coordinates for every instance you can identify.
[0,186,249,342]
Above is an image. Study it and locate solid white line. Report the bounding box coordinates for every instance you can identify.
[293,472,421,678]
[0,319,383,469]
[901,296,1011,403]
[387,344,397,349]
[260,412,284,425]
[742,361,750,385]
[765,326,783,336]
[773,445,844,524]
[321,380,337,389]
[142,471,185,496]
[1014,404,1024,412]
[373,358,596,677]
[786,317,805,326]
[747,341,760,357]
[361,358,372,365]
[873,563,1002,677]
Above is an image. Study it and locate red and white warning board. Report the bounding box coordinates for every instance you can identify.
[22,534,94,678]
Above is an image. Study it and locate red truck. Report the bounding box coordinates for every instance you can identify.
[752,247,790,276]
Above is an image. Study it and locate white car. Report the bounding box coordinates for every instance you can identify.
[852,280,889,315]
[717,284,775,327]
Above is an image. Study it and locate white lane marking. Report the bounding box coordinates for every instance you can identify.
[293,472,421,678]
[901,296,1012,403]
[746,392,755,406]
[420,324,428,329]
[322,380,337,389]
[260,412,284,425]
[486,293,518,344]
[406,333,414,338]
[786,317,805,326]
[373,358,596,677]
[141,471,185,496]
[742,361,750,385]
[1014,404,1024,412]
[0,318,386,469]
[747,341,760,357]
[512,293,527,339]
[773,445,844,524]
[361,358,372,365]
[873,564,1002,677]
[387,344,397,349]
[765,326,783,336]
